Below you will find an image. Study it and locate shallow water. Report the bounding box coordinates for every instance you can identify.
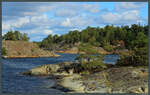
[103,54,120,64]
[2,53,119,94]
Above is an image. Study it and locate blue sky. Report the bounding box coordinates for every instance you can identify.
[2,2,148,41]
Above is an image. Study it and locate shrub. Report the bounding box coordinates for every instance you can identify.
[116,47,148,66]
[2,47,7,56]
[114,46,125,50]
[80,59,107,72]
[3,30,29,41]
[75,43,107,73]
[17,52,21,55]
[31,48,35,52]
[80,70,90,75]
[103,44,113,52]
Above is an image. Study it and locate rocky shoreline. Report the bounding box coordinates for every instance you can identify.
[56,47,131,55]
[2,54,60,59]
[56,47,108,54]
[22,62,148,93]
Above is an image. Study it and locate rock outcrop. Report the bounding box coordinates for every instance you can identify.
[80,66,148,93]
[56,47,108,54]
[2,40,60,58]
[56,47,79,54]
[56,46,130,55]
[22,62,76,76]
[22,63,148,93]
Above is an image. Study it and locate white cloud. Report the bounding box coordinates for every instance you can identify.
[100,10,141,25]
[2,31,7,36]
[122,10,139,21]
[14,17,30,27]
[61,18,72,27]
[115,2,146,11]
[24,27,54,35]
[2,16,30,31]
[38,5,56,13]
[2,2,147,41]
[43,29,53,35]
[3,2,57,18]
[61,15,95,28]
[2,24,11,30]
[83,4,100,13]
[31,14,47,22]
[55,9,77,17]
[71,15,94,27]
[101,13,121,24]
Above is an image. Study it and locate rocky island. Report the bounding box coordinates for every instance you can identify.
[22,62,148,93]
[2,40,60,58]
[2,24,148,94]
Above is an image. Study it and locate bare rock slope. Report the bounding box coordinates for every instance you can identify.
[2,40,60,58]
[22,62,148,93]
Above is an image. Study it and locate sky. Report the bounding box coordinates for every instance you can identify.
[2,2,148,41]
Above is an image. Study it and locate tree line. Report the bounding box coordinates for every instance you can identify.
[39,24,148,66]
[2,30,29,41]
[2,24,148,66]
[39,24,148,51]
[2,31,30,56]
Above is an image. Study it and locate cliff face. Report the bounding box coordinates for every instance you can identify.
[2,40,60,58]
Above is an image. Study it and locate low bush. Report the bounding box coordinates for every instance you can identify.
[103,44,113,52]
[31,48,35,52]
[80,60,107,73]
[2,47,7,56]
[80,70,90,75]
[116,47,148,66]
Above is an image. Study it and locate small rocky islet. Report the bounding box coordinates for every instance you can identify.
[22,62,148,93]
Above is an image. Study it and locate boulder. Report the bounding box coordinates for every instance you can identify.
[22,64,61,76]
[22,62,75,76]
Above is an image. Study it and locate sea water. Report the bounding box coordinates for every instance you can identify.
[2,53,119,93]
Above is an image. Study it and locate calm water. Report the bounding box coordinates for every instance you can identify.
[103,54,120,64]
[2,53,120,94]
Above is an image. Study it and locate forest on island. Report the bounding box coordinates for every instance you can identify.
[2,24,148,68]
[38,24,148,50]
[2,30,29,41]
[38,24,148,67]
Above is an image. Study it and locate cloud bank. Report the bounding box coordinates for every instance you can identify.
[2,2,148,41]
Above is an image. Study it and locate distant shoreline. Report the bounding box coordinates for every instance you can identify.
[2,55,60,59]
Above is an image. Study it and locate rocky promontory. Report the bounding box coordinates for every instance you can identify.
[22,62,148,93]
[2,40,60,58]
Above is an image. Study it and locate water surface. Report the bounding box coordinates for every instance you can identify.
[2,53,119,94]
